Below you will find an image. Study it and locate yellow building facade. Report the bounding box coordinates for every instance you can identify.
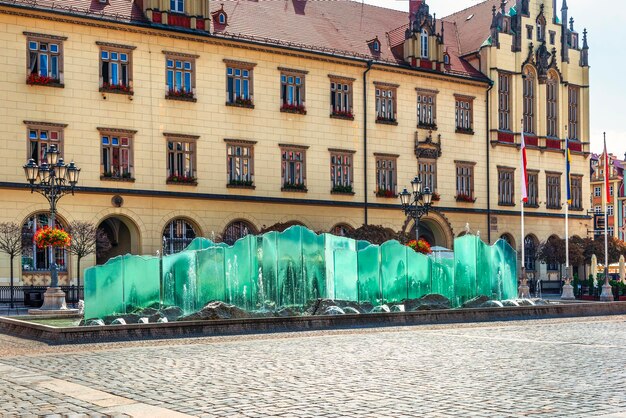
[0,0,591,286]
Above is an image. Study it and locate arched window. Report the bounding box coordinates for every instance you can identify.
[223,220,255,245]
[218,13,226,24]
[546,71,558,137]
[443,53,450,65]
[524,235,537,271]
[22,213,67,272]
[330,223,354,237]
[499,233,515,249]
[522,67,536,134]
[420,29,429,59]
[163,218,196,254]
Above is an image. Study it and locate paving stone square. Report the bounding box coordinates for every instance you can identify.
[1,316,626,417]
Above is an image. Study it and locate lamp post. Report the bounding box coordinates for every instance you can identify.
[23,145,80,311]
[399,176,434,241]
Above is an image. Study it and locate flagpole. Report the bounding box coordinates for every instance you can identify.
[519,118,530,298]
[601,132,614,301]
[561,131,575,300]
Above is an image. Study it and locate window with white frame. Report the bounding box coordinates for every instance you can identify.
[455,96,473,132]
[375,84,397,122]
[330,76,354,118]
[26,33,66,84]
[281,146,307,190]
[166,136,196,182]
[608,205,614,216]
[170,0,184,13]
[27,123,64,165]
[595,205,602,214]
[165,52,197,99]
[455,162,475,200]
[280,69,306,112]
[330,151,354,193]
[594,186,601,197]
[417,90,437,127]
[100,129,134,180]
[97,42,135,93]
[226,141,254,186]
[418,159,437,193]
[225,60,255,106]
[420,29,429,58]
[375,155,397,196]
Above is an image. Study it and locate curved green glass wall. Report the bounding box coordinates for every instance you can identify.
[84,226,518,319]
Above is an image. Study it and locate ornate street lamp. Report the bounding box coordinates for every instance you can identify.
[23,146,81,311]
[399,176,434,241]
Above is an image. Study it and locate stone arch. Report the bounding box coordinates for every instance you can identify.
[92,207,147,253]
[161,216,202,255]
[278,215,312,229]
[499,233,516,250]
[20,210,72,286]
[222,218,258,245]
[95,214,143,264]
[402,211,454,249]
[217,212,262,237]
[157,211,205,239]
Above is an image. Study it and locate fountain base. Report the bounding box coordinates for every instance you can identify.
[28,287,80,315]
[560,283,575,300]
[600,283,615,302]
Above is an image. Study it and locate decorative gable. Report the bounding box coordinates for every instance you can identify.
[143,0,210,31]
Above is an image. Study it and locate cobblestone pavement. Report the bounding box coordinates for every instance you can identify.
[2,316,626,417]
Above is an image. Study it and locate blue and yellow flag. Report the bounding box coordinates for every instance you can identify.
[566,138,572,204]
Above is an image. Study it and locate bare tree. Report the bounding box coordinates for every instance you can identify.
[0,222,23,308]
[67,221,112,288]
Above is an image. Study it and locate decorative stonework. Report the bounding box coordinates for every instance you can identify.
[414,131,442,160]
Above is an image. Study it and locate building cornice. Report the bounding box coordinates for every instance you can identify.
[0,4,490,88]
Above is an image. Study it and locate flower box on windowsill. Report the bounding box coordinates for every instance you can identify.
[546,205,562,210]
[100,174,135,182]
[166,89,196,102]
[331,185,354,195]
[280,104,307,115]
[455,127,474,135]
[376,117,398,126]
[227,180,255,190]
[282,183,308,193]
[569,206,584,212]
[26,74,63,88]
[226,98,254,109]
[524,203,540,209]
[431,192,441,201]
[498,202,516,207]
[375,189,397,199]
[330,111,354,121]
[455,194,476,203]
[100,83,133,95]
[417,122,438,130]
[166,175,197,186]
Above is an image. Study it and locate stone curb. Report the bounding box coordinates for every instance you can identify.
[2,301,626,344]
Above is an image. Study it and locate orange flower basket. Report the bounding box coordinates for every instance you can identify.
[407,239,432,255]
[34,226,71,249]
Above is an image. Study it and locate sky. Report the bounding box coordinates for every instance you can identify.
[364,0,623,156]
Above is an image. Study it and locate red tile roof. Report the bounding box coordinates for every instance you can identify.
[1,0,489,80]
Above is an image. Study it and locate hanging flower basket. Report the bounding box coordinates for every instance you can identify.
[34,226,71,249]
[407,239,432,255]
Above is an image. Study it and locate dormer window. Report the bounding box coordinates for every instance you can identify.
[218,13,226,24]
[367,37,381,54]
[420,29,429,59]
[171,0,184,13]
[373,41,380,52]
[212,6,228,28]
[443,53,450,65]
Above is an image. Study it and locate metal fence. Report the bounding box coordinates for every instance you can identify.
[0,285,83,307]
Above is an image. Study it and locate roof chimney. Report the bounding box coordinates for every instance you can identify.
[410,0,423,18]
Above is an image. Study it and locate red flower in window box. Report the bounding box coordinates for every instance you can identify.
[34,226,70,249]
[455,193,476,203]
[407,239,432,255]
[431,192,441,201]
[101,82,132,93]
[234,97,253,106]
[376,116,397,123]
[331,110,354,119]
[167,89,194,99]
[376,188,397,198]
[280,103,306,115]
[27,73,60,86]
[167,174,197,184]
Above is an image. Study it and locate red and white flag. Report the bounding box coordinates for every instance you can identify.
[604,137,610,204]
[520,130,528,203]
